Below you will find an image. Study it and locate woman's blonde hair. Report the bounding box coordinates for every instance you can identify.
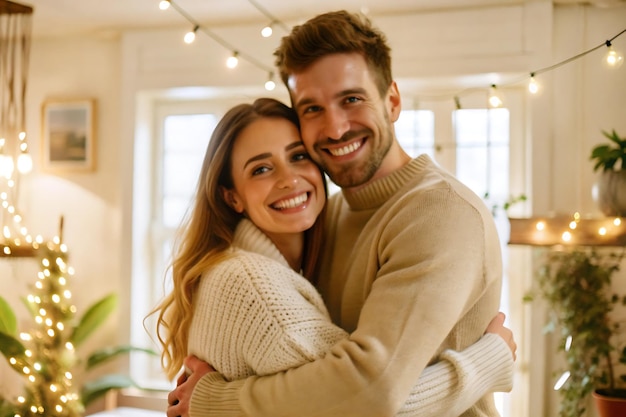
[150,98,327,380]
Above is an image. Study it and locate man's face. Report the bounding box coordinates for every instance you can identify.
[288,53,402,190]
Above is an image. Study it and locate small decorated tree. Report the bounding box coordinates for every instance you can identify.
[0,238,154,417]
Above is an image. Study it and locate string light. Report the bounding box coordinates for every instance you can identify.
[604,41,624,68]
[226,51,239,69]
[261,22,273,38]
[528,73,539,94]
[158,0,170,10]
[488,85,503,108]
[184,25,198,44]
[265,72,276,91]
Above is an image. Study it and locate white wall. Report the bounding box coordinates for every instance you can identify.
[1,2,626,416]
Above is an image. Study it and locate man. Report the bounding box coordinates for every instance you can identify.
[167,10,514,417]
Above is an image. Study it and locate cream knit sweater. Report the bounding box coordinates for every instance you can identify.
[188,156,514,415]
[188,219,348,380]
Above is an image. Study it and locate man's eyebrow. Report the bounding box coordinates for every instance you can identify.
[294,88,369,110]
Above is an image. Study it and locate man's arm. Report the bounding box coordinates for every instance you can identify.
[167,314,516,417]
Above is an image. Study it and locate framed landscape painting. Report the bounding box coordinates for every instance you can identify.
[41,99,96,172]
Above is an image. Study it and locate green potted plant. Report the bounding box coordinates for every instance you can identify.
[528,247,626,417]
[590,129,626,216]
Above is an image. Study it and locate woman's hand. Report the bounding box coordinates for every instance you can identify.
[166,355,215,417]
[485,312,517,361]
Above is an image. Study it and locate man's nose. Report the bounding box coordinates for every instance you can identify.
[322,109,350,140]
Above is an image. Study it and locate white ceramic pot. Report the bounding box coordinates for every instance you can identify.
[594,170,626,216]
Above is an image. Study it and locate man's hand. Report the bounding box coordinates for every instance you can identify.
[485,312,517,361]
[167,355,215,417]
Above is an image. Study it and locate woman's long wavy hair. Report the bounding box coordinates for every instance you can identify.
[149,98,328,380]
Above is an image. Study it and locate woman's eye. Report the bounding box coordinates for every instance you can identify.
[292,152,309,162]
[252,166,270,176]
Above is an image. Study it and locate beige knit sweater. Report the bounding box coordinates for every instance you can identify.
[188,156,513,415]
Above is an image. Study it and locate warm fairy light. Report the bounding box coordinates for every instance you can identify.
[45,318,52,326]
[528,75,539,94]
[599,227,607,236]
[29,406,36,413]
[10,358,17,365]
[28,375,35,382]
[35,281,42,289]
[59,277,66,285]
[536,221,545,231]
[47,329,55,337]
[63,290,72,299]
[57,322,64,331]
[569,221,577,229]
[226,52,239,69]
[614,218,621,226]
[52,294,60,303]
[25,350,32,357]
[65,371,72,380]
[35,316,42,324]
[34,363,41,371]
[17,396,25,403]
[23,366,30,374]
[65,342,74,351]
[19,333,31,341]
[50,384,57,392]
[55,405,63,413]
[39,308,46,316]
[561,231,572,242]
[42,258,50,267]
[158,0,170,10]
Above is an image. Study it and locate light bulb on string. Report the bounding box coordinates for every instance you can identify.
[265,72,276,91]
[158,0,171,10]
[488,85,503,108]
[604,41,624,69]
[226,51,239,69]
[261,22,273,38]
[528,73,540,94]
[184,26,199,44]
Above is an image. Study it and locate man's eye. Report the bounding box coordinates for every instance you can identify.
[303,105,321,114]
[345,96,361,104]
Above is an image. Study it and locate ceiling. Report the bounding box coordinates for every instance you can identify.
[18,0,625,38]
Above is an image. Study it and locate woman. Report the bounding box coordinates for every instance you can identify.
[153,98,514,412]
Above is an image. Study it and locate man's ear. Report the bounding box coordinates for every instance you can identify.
[220,186,244,213]
[387,81,402,123]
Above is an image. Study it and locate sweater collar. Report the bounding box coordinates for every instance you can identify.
[232,218,290,268]
[340,154,431,210]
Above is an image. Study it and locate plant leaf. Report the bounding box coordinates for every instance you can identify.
[80,374,136,407]
[86,345,157,370]
[0,331,27,362]
[70,293,118,348]
[0,296,17,336]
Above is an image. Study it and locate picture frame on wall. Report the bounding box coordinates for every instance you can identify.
[41,99,96,172]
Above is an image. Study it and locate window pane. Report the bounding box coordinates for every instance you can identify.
[396,110,435,158]
[161,114,218,228]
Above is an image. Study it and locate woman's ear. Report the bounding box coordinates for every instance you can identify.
[220,186,244,213]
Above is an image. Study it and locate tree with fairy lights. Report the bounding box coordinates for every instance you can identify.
[0,235,155,417]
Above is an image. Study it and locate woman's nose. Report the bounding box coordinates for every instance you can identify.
[276,168,299,188]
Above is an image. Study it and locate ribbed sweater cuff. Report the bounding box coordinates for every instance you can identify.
[189,373,245,417]
[442,333,514,393]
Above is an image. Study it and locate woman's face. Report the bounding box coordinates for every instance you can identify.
[225,116,326,238]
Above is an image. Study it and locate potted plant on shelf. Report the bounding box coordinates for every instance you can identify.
[590,129,626,216]
[528,247,626,417]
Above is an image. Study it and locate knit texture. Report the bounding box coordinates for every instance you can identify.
[188,219,348,380]
[190,156,511,417]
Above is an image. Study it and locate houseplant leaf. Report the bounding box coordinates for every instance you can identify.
[86,345,157,370]
[0,296,17,336]
[0,331,27,362]
[80,374,136,407]
[69,293,117,348]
